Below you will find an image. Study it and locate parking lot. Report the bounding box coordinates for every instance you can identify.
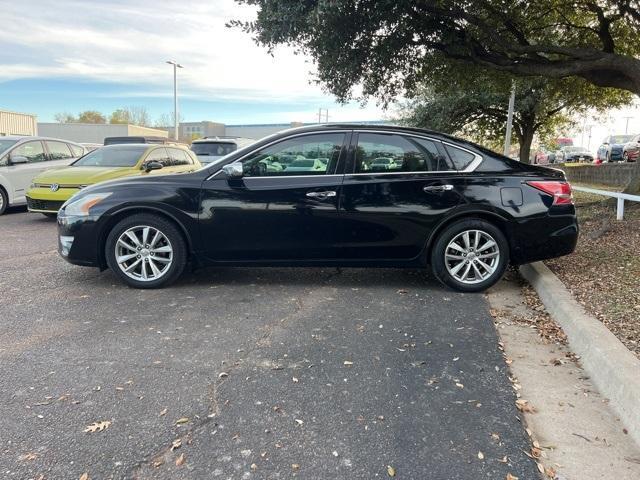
[0,207,538,479]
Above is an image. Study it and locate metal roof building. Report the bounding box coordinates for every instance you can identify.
[0,109,38,136]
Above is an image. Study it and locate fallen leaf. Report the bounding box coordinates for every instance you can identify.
[343,361,353,366]
[292,377,299,383]
[455,382,464,389]
[84,420,111,433]
[250,463,257,470]
[171,439,182,451]
[295,419,304,426]
[175,417,189,425]
[79,473,90,480]
[477,451,484,460]
[291,464,300,471]
[515,399,537,413]
[387,465,396,477]
[506,474,519,480]
[115,386,124,391]
[159,408,168,417]
[537,462,545,474]
[19,452,38,461]
[218,372,229,379]
[152,457,164,467]
[499,456,508,463]
[175,453,185,466]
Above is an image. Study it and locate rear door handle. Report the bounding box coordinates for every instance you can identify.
[423,184,454,193]
[306,191,337,199]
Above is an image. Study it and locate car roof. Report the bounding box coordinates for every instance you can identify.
[1,135,83,144]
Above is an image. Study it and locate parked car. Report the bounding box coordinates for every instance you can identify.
[556,146,594,163]
[596,135,633,162]
[533,148,551,165]
[622,134,640,162]
[0,136,85,215]
[26,144,200,216]
[57,125,578,292]
[190,137,255,165]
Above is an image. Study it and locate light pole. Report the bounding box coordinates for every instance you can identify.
[503,80,516,157]
[166,60,183,140]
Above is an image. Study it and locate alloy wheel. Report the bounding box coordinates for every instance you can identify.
[444,229,500,285]
[114,225,173,282]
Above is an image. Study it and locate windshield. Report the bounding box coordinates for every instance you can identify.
[0,139,18,155]
[191,142,236,157]
[610,135,633,144]
[565,147,587,153]
[73,146,147,167]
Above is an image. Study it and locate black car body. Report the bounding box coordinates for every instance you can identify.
[57,125,578,292]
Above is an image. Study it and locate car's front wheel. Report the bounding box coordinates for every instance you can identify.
[0,188,7,215]
[105,214,187,288]
[430,219,509,292]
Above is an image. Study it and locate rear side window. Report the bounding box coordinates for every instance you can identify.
[69,144,84,157]
[166,148,192,166]
[444,144,476,170]
[46,141,74,160]
[355,133,453,173]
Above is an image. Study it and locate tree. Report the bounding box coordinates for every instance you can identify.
[109,106,150,126]
[231,0,640,98]
[53,112,76,123]
[76,110,106,124]
[109,109,130,124]
[400,61,630,162]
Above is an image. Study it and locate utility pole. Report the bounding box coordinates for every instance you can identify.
[166,60,183,140]
[503,81,516,157]
[623,116,633,134]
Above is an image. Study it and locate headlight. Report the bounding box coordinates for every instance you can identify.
[62,192,111,216]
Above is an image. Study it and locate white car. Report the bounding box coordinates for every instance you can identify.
[0,136,86,215]
[190,137,255,165]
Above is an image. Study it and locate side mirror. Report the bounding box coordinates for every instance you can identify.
[9,155,28,165]
[222,162,244,178]
[143,160,163,173]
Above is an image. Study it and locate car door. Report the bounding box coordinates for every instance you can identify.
[165,147,200,173]
[4,140,48,202]
[338,131,468,260]
[198,131,349,261]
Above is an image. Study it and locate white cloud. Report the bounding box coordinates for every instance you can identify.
[0,0,380,113]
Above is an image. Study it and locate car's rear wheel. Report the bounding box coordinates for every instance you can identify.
[623,152,629,162]
[0,188,7,215]
[430,219,509,292]
[105,214,187,288]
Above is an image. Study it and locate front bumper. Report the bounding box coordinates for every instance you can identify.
[57,213,103,267]
[27,187,80,213]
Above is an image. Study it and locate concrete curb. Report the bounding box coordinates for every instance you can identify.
[520,261,640,447]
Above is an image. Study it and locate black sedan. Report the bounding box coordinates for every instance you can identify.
[57,125,578,292]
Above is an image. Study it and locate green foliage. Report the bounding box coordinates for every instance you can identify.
[232,0,640,98]
[77,110,106,124]
[109,109,130,124]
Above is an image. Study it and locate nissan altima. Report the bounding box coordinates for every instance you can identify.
[57,125,578,292]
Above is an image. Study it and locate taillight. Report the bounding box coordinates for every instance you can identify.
[526,181,573,205]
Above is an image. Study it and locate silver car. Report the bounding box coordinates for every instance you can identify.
[0,136,86,215]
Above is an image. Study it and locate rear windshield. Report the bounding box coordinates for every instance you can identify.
[191,142,236,157]
[73,146,147,167]
[610,135,633,144]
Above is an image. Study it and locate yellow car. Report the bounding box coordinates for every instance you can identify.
[27,143,201,216]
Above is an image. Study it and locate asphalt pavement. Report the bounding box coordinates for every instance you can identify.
[0,207,539,479]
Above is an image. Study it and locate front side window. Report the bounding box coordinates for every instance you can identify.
[240,133,345,177]
[46,141,74,160]
[11,141,46,163]
[355,133,453,173]
[73,146,147,167]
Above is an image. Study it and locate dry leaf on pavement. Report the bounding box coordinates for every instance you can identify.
[387,465,396,477]
[84,420,111,433]
[175,453,185,466]
[79,473,90,480]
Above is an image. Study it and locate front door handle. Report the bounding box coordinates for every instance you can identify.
[423,184,454,193]
[306,191,337,199]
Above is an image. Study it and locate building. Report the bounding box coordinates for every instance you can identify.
[37,123,169,144]
[225,122,304,139]
[0,109,38,136]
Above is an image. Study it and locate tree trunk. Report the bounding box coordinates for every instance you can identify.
[623,159,640,194]
[518,125,535,164]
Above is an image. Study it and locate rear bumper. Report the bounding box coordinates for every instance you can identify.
[509,210,578,265]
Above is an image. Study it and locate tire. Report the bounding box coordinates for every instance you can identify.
[0,187,7,216]
[623,152,629,162]
[105,213,187,289]
[430,219,509,293]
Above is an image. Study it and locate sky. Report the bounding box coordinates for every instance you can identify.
[0,0,387,125]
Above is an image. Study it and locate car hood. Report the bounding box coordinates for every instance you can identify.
[34,166,136,185]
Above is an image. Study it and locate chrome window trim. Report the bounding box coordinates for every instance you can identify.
[205,130,352,181]
[352,129,483,174]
